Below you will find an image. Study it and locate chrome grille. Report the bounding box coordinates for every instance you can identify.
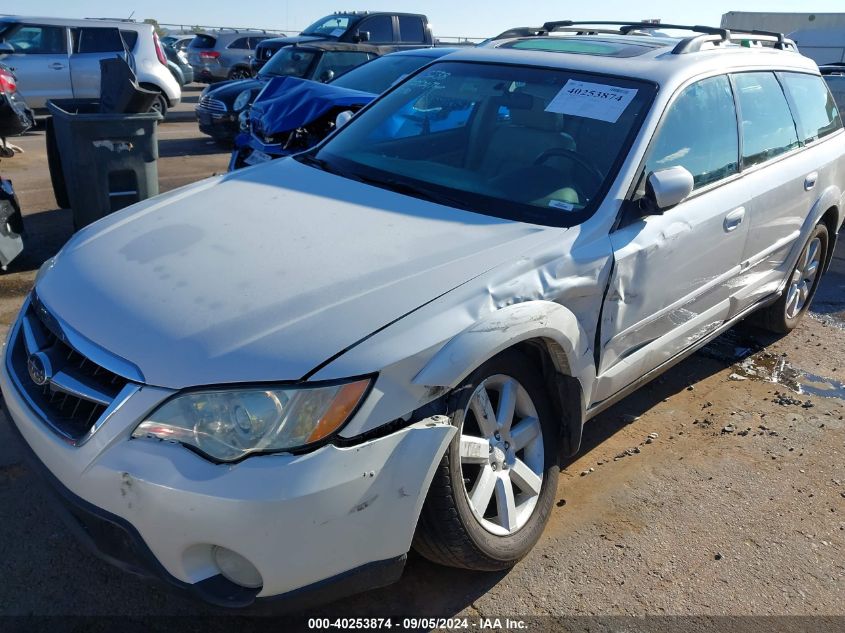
[7,296,134,444]
[198,95,227,113]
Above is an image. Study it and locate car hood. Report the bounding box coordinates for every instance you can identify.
[36,159,555,388]
[250,76,375,135]
[205,78,265,102]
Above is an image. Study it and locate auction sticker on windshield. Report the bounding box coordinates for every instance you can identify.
[545,80,638,123]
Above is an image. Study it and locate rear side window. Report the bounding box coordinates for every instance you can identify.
[732,72,800,168]
[398,16,426,43]
[359,16,394,43]
[644,75,739,189]
[779,72,842,143]
[190,34,216,49]
[2,24,67,54]
[120,30,138,50]
[824,75,845,114]
[228,37,250,50]
[75,27,124,54]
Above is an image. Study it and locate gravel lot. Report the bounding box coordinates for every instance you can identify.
[0,85,843,629]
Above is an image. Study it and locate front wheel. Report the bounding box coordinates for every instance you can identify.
[754,222,828,334]
[149,92,168,117]
[413,350,559,571]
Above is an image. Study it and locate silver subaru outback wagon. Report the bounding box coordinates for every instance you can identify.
[3,21,843,608]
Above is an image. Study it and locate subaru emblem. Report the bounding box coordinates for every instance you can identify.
[27,352,52,387]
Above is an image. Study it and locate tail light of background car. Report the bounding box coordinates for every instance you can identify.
[199,51,221,60]
[153,32,168,66]
[0,68,16,94]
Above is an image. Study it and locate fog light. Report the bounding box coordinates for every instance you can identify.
[212,545,262,588]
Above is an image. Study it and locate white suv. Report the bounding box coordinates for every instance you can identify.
[3,21,843,608]
[0,16,181,115]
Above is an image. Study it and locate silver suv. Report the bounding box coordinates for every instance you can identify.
[0,16,181,114]
[187,30,273,82]
[4,22,844,607]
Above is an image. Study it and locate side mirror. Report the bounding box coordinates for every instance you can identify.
[335,110,353,129]
[353,30,370,43]
[0,42,14,55]
[319,69,335,83]
[646,166,694,211]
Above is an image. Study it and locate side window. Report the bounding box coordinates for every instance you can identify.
[120,30,139,51]
[398,16,426,43]
[227,37,249,50]
[247,37,267,50]
[3,24,67,54]
[359,16,394,43]
[644,75,738,190]
[824,75,845,115]
[779,72,843,143]
[75,27,124,54]
[733,72,800,168]
[313,51,371,82]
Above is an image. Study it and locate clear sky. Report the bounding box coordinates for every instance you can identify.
[2,1,845,38]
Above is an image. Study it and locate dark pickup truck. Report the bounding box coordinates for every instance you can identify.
[251,12,433,74]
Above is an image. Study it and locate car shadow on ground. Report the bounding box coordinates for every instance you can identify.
[2,207,72,275]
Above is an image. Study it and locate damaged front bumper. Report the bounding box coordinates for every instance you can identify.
[1,355,455,607]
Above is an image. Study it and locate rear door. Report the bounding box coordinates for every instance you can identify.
[357,15,395,45]
[397,16,428,47]
[729,71,839,311]
[0,23,71,109]
[594,74,750,404]
[68,26,126,99]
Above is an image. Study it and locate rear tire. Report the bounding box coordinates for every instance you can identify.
[149,92,168,118]
[754,222,828,334]
[413,349,559,571]
[228,67,251,80]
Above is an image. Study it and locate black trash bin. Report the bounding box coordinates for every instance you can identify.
[46,100,161,229]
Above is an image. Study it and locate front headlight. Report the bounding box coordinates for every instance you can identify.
[132,378,371,462]
[233,89,252,112]
[238,109,250,132]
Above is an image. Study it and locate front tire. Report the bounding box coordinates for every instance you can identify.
[413,350,559,571]
[754,222,828,334]
[149,92,168,117]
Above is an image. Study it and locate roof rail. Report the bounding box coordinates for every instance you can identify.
[538,21,797,54]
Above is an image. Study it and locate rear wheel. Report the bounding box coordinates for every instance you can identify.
[413,350,559,570]
[149,92,168,117]
[228,67,251,80]
[754,222,828,334]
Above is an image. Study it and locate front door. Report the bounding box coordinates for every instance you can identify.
[593,74,750,405]
[0,23,71,110]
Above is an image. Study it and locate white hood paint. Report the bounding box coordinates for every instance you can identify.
[37,159,556,388]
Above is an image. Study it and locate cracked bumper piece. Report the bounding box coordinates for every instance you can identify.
[1,362,455,607]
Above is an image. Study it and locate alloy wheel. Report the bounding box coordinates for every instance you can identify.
[785,236,822,319]
[459,374,545,536]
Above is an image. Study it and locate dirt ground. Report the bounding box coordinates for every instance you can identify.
[0,85,843,628]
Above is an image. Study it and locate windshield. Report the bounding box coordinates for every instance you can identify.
[304,61,654,226]
[259,47,317,78]
[331,54,438,94]
[302,14,359,37]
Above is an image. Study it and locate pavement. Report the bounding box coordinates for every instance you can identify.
[0,85,843,628]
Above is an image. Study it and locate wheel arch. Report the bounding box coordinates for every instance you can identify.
[820,204,840,273]
[138,82,170,107]
[412,301,594,457]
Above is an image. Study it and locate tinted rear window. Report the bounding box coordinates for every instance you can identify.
[190,34,216,49]
[120,30,138,50]
[398,16,426,43]
[779,72,843,143]
[733,72,800,168]
[75,27,124,53]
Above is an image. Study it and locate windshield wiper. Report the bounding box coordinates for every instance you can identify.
[345,172,472,210]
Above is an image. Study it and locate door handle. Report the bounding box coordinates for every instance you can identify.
[49,62,65,70]
[804,172,818,191]
[724,207,745,232]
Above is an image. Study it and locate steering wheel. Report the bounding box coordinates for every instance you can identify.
[532,148,604,195]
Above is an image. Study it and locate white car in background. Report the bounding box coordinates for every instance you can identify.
[2,21,843,608]
[0,16,180,115]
